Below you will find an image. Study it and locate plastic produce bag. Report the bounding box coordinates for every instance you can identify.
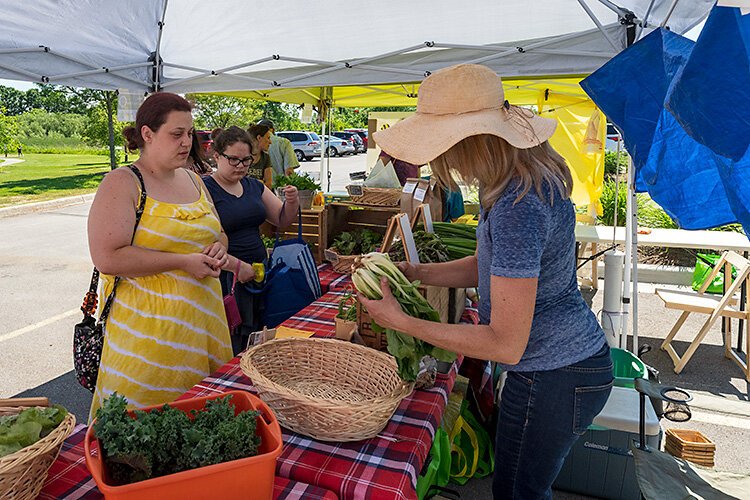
[364,159,401,188]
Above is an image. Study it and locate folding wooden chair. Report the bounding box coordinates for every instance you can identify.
[656,251,750,380]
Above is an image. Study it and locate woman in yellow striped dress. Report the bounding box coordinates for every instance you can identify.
[87,93,233,421]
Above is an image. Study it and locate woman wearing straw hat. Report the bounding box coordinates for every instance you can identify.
[360,64,613,499]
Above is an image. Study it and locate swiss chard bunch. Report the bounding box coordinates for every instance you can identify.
[332,229,383,256]
[93,393,260,485]
[352,252,455,381]
[272,172,321,191]
[388,231,450,264]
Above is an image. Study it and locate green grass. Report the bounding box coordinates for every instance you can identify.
[0,154,112,207]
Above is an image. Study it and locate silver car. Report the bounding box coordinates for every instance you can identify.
[322,135,355,157]
[276,131,322,161]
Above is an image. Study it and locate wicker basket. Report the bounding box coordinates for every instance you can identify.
[0,407,76,500]
[324,248,358,274]
[240,338,413,441]
[665,428,716,467]
[351,187,402,207]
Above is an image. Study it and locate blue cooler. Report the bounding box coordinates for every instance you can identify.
[554,386,661,499]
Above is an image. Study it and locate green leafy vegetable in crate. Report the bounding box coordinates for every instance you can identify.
[93,393,260,485]
[272,172,320,191]
[352,252,455,381]
[388,230,450,263]
[0,405,69,457]
[332,229,383,255]
[431,222,477,260]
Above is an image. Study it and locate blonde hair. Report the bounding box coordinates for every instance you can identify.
[430,134,572,210]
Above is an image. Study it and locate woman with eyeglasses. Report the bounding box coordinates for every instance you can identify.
[203,126,299,354]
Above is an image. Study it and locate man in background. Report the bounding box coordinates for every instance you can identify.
[257,119,299,179]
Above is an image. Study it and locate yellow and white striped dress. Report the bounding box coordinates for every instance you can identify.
[89,177,233,422]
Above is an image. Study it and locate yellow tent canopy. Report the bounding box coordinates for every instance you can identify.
[212,76,605,212]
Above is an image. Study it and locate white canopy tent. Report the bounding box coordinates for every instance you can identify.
[0,1,710,94]
[0,0,715,353]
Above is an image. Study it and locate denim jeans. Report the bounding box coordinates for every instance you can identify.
[492,343,613,499]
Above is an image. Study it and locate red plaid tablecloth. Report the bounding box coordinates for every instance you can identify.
[39,288,458,500]
[38,425,338,500]
[317,263,352,294]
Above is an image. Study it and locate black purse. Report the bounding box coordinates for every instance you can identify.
[73,165,146,392]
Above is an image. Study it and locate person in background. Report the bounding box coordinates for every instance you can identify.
[363,64,612,499]
[257,118,299,179]
[247,123,273,188]
[204,126,299,354]
[87,92,233,422]
[185,130,212,174]
[378,150,421,186]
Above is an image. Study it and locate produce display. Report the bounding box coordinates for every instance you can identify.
[331,229,383,255]
[93,393,260,485]
[0,405,69,457]
[388,230,450,263]
[271,172,321,191]
[431,222,477,260]
[352,252,456,381]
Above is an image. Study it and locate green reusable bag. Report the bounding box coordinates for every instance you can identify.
[417,427,451,499]
[448,401,494,486]
[692,253,736,294]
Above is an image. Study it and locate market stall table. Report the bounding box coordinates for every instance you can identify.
[39,287,465,500]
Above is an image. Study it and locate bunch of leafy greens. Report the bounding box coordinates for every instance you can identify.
[272,172,321,191]
[352,253,455,381]
[388,231,450,263]
[332,229,383,256]
[93,393,260,485]
[0,405,68,457]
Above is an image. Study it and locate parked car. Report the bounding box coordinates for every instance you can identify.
[344,128,368,149]
[322,135,355,157]
[195,130,213,154]
[276,131,322,161]
[606,123,624,152]
[332,131,365,153]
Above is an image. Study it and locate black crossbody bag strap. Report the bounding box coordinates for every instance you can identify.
[81,165,147,325]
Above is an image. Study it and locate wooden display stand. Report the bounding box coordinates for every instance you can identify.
[263,207,327,264]
[324,202,400,252]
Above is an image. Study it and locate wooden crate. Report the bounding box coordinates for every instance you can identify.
[324,202,400,253]
[664,428,716,467]
[262,207,327,263]
[356,285,450,352]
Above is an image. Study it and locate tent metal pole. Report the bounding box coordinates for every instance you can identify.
[0,63,42,81]
[0,47,47,55]
[595,0,623,15]
[630,155,639,355]
[53,62,151,80]
[576,0,620,51]
[152,0,169,91]
[435,42,613,58]
[660,0,681,28]
[636,0,658,40]
[622,155,632,350]
[44,49,146,88]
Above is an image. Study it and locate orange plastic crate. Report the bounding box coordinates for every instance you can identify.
[85,391,282,500]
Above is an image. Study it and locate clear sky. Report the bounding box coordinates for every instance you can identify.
[0,78,35,91]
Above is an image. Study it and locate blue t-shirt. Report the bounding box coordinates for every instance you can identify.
[476,181,605,372]
[204,176,268,265]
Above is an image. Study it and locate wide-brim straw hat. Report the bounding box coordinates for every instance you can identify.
[373,64,557,166]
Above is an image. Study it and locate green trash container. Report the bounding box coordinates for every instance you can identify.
[610,347,647,388]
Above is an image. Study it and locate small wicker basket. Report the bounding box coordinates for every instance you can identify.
[323,248,358,274]
[240,338,413,442]
[351,187,402,207]
[0,407,76,500]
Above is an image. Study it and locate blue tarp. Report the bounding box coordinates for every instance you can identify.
[581,12,750,234]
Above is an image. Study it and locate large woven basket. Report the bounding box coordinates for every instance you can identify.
[240,338,413,441]
[0,407,76,500]
[351,187,402,207]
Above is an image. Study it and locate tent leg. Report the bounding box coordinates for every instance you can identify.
[622,158,633,350]
[630,155,639,355]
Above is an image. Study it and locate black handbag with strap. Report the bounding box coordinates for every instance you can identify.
[73,165,147,392]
